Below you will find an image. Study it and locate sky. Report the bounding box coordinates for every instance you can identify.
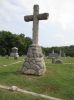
[0,0,74,47]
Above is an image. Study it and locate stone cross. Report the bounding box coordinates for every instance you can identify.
[24,5,49,45]
[22,5,49,75]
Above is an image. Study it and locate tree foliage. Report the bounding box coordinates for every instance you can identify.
[0,31,32,56]
[42,45,74,57]
[0,30,74,57]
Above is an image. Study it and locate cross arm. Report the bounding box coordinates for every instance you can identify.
[24,15,33,22]
[24,13,49,22]
[37,13,49,20]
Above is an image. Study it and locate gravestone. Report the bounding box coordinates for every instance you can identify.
[59,49,62,57]
[62,50,66,57]
[49,49,59,63]
[10,47,19,59]
[49,49,59,59]
[49,49,62,64]
[21,5,49,75]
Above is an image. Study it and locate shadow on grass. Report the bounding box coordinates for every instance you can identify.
[0,71,41,78]
[0,71,20,77]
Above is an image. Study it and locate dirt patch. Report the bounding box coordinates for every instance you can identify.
[41,84,59,94]
[46,85,59,92]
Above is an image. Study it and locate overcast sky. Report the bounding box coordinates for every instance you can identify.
[0,0,74,47]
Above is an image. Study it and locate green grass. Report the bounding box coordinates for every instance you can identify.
[0,56,24,65]
[61,57,74,63]
[0,57,74,100]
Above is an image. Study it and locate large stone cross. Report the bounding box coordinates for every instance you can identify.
[24,4,49,45]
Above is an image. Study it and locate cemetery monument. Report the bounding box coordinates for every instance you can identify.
[21,5,49,75]
[49,49,62,64]
[59,49,62,57]
[10,47,19,59]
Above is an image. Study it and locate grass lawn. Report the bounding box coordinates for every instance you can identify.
[0,56,74,100]
[0,56,24,65]
[61,57,74,63]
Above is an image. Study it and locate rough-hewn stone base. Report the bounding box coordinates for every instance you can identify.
[21,44,46,75]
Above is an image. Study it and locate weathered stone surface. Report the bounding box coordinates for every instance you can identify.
[24,69,36,75]
[21,5,49,75]
[21,45,46,75]
[10,47,19,58]
[24,5,49,45]
[49,49,63,64]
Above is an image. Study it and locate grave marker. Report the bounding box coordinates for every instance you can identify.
[21,5,49,75]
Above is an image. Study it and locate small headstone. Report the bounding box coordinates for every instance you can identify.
[10,47,19,59]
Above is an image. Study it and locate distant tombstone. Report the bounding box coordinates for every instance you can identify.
[49,49,62,64]
[63,53,66,57]
[59,49,66,57]
[62,51,66,57]
[21,5,49,75]
[10,47,19,59]
[49,49,59,59]
[59,49,62,57]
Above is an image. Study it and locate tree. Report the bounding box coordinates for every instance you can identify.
[0,31,32,56]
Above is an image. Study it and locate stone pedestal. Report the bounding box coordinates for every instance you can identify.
[21,45,46,75]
